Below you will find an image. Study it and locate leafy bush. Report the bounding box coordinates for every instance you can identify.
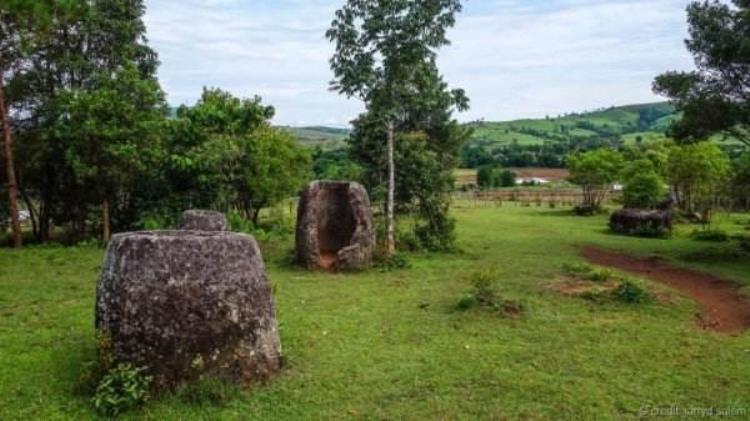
[691,229,729,242]
[621,160,667,209]
[588,268,614,283]
[175,376,239,407]
[92,364,152,417]
[374,252,411,272]
[612,281,650,304]
[562,262,594,275]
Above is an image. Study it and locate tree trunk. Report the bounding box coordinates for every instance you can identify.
[0,74,22,248]
[102,198,111,244]
[385,120,396,256]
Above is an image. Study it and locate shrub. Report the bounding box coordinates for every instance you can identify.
[562,262,594,275]
[374,252,411,272]
[612,281,650,304]
[621,160,667,209]
[588,268,613,283]
[691,229,729,242]
[92,364,152,417]
[456,270,525,317]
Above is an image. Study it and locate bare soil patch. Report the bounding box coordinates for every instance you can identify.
[582,247,750,334]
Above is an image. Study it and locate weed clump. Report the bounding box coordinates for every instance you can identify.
[92,364,152,417]
[456,270,525,318]
[557,263,651,305]
[612,281,650,304]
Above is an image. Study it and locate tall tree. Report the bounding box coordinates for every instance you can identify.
[327,0,467,255]
[0,2,35,247]
[654,0,750,146]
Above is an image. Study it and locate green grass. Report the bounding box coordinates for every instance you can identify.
[1,204,749,419]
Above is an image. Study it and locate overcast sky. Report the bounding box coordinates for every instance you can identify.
[143,0,697,127]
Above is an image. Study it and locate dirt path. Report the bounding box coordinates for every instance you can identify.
[582,247,750,334]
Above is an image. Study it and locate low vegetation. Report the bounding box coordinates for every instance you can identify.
[2,204,750,419]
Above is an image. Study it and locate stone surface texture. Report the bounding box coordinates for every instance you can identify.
[179,210,228,231]
[95,230,281,388]
[610,208,673,235]
[295,181,375,271]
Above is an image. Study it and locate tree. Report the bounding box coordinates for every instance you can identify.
[0,1,49,247]
[53,64,165,243]
[477,165,501,190]
[654,0,750,147]
[621,159,667,209]
[500,169,517,187]
[567,149,624,211]
[667,142,730,216]
[731,153,750,209]
[327,0,467,256]
[159,88,309,226]
[7,0,161,243]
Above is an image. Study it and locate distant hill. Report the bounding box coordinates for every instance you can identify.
[467,102,678,146]
[279,126,350,149]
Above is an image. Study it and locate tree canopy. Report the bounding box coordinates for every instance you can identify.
[654,0,750,146]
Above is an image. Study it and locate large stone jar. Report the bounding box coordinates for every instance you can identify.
[95,230,281,388]
[295,181,375,271]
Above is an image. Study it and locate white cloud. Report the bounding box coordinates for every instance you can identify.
[144,0,698,126]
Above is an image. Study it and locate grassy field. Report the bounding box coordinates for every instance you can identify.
[1,204,749,420]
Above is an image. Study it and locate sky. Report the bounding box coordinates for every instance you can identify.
[143,0,698,127]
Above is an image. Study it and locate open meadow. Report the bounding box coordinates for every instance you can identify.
[2,203,749,420]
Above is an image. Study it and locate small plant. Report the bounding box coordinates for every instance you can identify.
[691,229,729,242]
[612,281,650,304]
[92,363,152,417]
[456,270,525,317]
[562,262,593,275]
[78,331,116,395]
[175,376,239,407]
[587,268,613,283]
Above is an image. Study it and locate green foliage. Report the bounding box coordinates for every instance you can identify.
[568,149,624,209]
[621,159,667,209]
[588,268,614,283]
[460,103,677,169]
[327,0,469,254]
[667,143,731,215]
[731,154,750,207]
[92,364,152,417]
[653,1,750,147]
[374,252,411,272]
[562,262,595,275]
[612,281,650,304]
[312,147,363,182]
[477,165,501,190]
[456,270,501,311]
[500,169,517,187]
[456,270,524,317]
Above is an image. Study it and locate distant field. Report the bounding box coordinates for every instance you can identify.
[455,168,570,187]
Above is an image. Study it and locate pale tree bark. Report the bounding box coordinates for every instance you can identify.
[385,120,396,256]
[0,74,22,247]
